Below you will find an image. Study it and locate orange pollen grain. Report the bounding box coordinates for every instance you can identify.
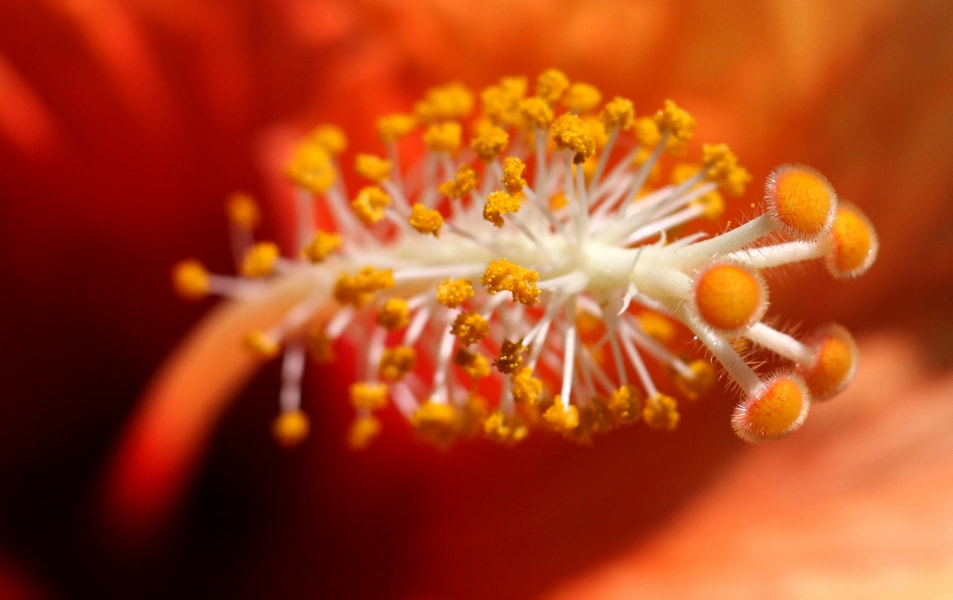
[770,167,833,235]
[694,265,763,330]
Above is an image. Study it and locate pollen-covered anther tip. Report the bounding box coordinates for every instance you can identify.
[543,397,580,433]
[349,382,388,411]
[354,153,392,183]
[825,203,879,278]
[551,113,596,163]
[172,259,210,301]
[302,231,341,263]
[484,410,529,445]
[411,401,463,447]
[240,242,280,278]
[226,192,261,229]
[536,68,570,103]
[347,414,381,450]
[653,99,695,142]
[693,263,768,332]
[642,393,679,431]
[408,203,444,237]
[272,409,309,448]
[674,359,716,400]
[436,278,474,308]
[351,186,392,226]
[801,324,859,401]
[764,164,837,238]
[244,330,281,359]
[732,373,810,443]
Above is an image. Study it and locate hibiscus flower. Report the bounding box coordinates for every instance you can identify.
[1,1,951,598]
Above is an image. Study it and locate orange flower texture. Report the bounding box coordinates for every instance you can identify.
[1,1,952,599]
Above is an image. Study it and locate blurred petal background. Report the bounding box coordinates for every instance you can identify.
[1,0,952,598]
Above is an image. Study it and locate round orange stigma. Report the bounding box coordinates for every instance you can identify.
[825,203,879,278]
[801,324,858,401]
[694,263,766,331]
[765,164,836,238]
[732,374,809,443]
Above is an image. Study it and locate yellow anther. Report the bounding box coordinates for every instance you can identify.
[376,297,410,330]
[501,157,527,195]
[271,409,309,448]
[423,122,462,153]
[481,77,528,126]
[172,259,210,301]
[306,329,335,363]
[574,402,614,441]
[349,381,388,411]
[519,97,554,129]
[825,203,878,279]
[240,242,280,278]
[483,190,523,227]
[438,165,478,199]
[702,144,751,197]
[302,230,341,263]
[459,394,489,436]
[543,398,580,433]
[671,163,700,184]
[347,414,381,450]
[551,113,596,163]
[694,189,725,220]
[575,310,606,338]
[379,346,417,382]
[244,329,281,359]
[607,384,643,426]
[436,277,474,308]
[483,410,528,445]
[408,203,444,237]
[583,116,609,149]
[563,82,602,113]
[765,164,837,238]
[453,347,491,380]
[493,338,525,374]
[732,375,809,443]
[653,99,695,142]
[801,324,858,401]
[482,259,541,306]
[333,266,395,307]
[674,359,716,400]
[536,68,570,103]
[471,125,510,161]
[600,96,635,131]
[411,401,462,447]
[694,263,767,331]
[376,113,417,142]
[549,191,568,210]
[351,185,391,226]
[511,367,543,406]
[633,116,660,147]
[414,83,474,123]
[226,192,261,229]
[285,141,337,193]
[451,311,490,345]
[308,124,347,155]
[354,153,392,183]
[642,393,680,431]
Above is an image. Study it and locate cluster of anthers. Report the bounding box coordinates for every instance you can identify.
[173,69,878,449]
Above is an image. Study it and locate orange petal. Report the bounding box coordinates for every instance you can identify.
[100,273,331,540]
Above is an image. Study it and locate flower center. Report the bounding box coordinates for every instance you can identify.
[172,68,878,448]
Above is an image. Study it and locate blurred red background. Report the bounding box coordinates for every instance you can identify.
[1,1,952,598]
